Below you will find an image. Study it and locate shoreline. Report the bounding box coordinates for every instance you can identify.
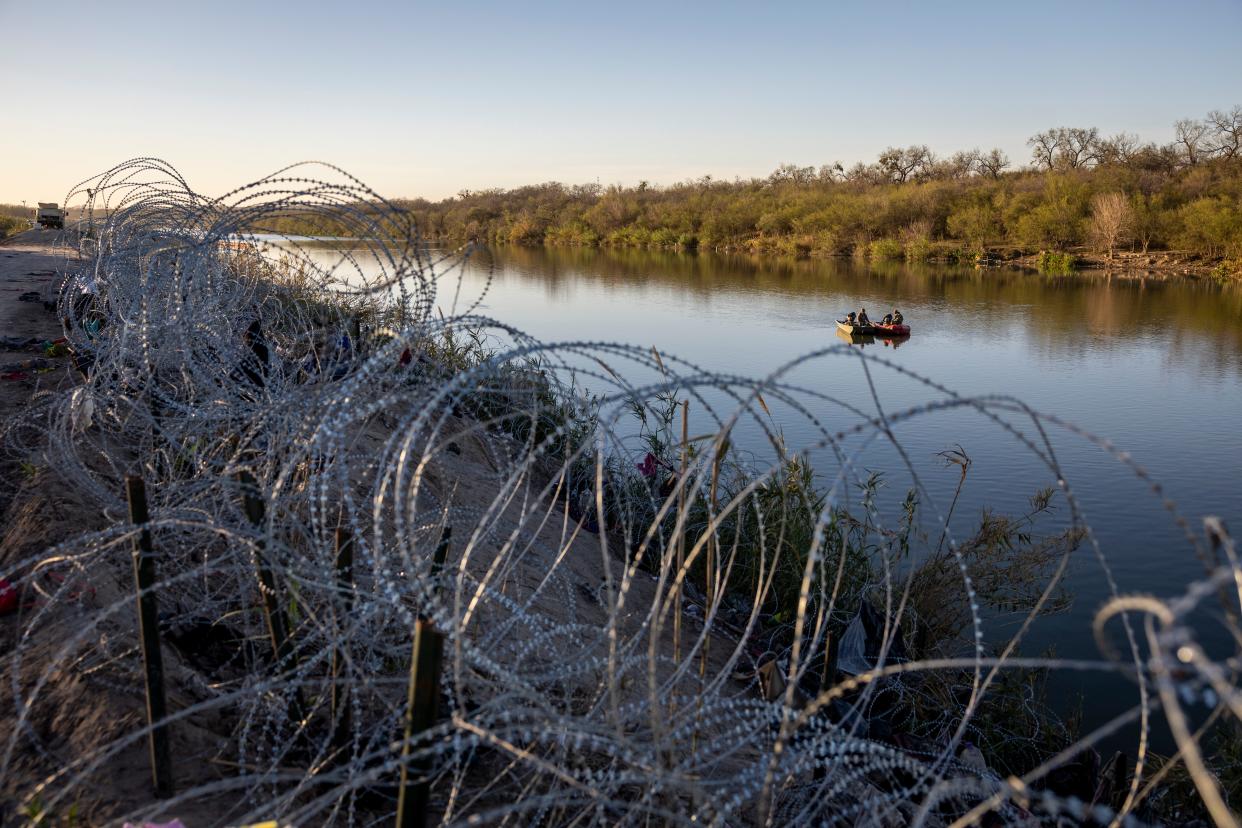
[426,235,1238,282]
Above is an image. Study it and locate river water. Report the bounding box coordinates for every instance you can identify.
[446,245,1242,742]
[313,240,1242,748]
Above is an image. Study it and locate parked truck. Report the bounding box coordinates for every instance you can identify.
[35,203,65,229]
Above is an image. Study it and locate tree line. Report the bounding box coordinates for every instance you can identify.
[388,105,1242,271]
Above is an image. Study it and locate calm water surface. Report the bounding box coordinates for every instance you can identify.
[447,246,1241,742]
[448,245,1241,551]
[324,241,1241,746]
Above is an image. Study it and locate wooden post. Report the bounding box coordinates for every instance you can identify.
[126,476,175,798]
[396,620,444,828]
[237,470,305,725]
[331,527,355,759]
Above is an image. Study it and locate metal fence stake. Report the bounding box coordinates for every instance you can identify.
[126,475,175,798]
[395,619,444,828]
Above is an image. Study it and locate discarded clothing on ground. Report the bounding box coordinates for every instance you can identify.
[42,338,70,357]
[836,600,910,675]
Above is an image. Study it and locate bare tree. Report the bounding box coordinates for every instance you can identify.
[1057,127,1102,168]
[1173,118,1211,166]
[1089,192,1134,259]
[1205,106,1242,159]
[844,161,887,186]
[877,145,934,183]
[1129,143,1180,175]
[976,148,1010,178]
[949,149,982,178]
[1028,127,1101,170]
[767,163,817,185]
[1099,132,1141,165]
[925,150,979,180]
[817,162,846,183]
[1028,130,1059,170]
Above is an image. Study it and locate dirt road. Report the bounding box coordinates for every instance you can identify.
[0,228,77,411]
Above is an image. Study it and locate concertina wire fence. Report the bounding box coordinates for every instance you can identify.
[0,158,1237,827]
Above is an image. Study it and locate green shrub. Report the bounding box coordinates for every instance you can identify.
[947,204,1001,251]
[628,226,652,246]
[756,211,793,235]
[0,215,26,240]
[868,237,904,260]
[904,237,933,262]
[809,231,843,257]
[1035,250,1079,273]
[1210,261,1241,282]
[507,214,545,244]
[1015,204,1080,249]
[771,234,812,257]
[650,227,679,247]
[605,226,652,246]
[1176,197,1242,259]
[546,221,598,246]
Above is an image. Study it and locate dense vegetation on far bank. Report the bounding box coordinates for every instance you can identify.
[374,106,1241,276]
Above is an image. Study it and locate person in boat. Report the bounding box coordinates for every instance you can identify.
[881,311,894,325]
[892,309,903,325]
[845,311,857,326]
[857,308,871,326]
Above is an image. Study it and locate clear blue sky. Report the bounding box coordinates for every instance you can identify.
[2,0,1240,204]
